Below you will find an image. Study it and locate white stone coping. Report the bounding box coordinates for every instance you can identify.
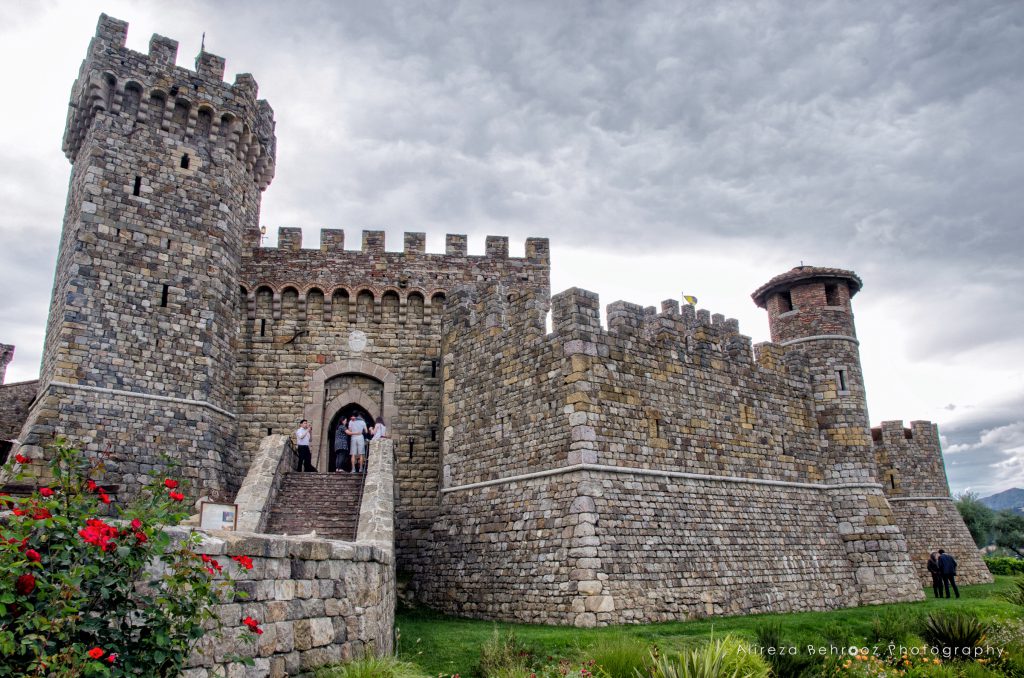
[887,496,953,502]
[48,380,236,419]
[441,462,883,494]
[779,334,859,347]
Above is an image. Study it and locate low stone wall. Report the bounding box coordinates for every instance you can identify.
[0,379,37,441]
[184,440,396,677]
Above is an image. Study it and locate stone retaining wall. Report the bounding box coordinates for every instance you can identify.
[419,466,923,626]
[184,440,395,676]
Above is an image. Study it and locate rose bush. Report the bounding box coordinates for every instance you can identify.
[0,439,258,676]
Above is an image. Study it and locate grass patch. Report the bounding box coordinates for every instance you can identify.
[395,577,1020,676]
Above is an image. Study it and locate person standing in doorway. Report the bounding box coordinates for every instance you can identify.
[937,548,959,599]
[295,419,316,472]
[347,414,368,473]
[333,422,351,473]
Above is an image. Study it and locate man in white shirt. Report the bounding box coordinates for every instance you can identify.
[295,419,316,472]
[346,415,368,473]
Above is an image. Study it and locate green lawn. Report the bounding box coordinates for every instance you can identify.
[395,577,1020,676]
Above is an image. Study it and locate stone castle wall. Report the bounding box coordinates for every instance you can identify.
[875,420,993,585]
[236,232,549,568]
[420,282,924,625]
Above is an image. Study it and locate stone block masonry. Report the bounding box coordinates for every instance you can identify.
[236,233,548,570]
[419,277,926,625]
[875,420,992,585]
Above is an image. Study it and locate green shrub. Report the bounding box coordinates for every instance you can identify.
[922,612,989,662]
[983,556,1024,575]
[0,439,251,677]
[640,635,770,678]
[753,622,816,678]
[999,578,1024,607]
[590,636,651,678]
[871,609,922,645]
[315,656,430,678]
[476,629,532,677]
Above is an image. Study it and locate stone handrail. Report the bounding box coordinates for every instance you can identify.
[234,434,292,533]
[356,439,395,555]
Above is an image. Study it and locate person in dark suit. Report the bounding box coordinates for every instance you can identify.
[937,549,959,599]
[927,552,943,598]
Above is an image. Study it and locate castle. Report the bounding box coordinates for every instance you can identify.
[1,15,989,627]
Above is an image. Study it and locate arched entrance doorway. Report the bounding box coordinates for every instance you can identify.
[326,404,374,472]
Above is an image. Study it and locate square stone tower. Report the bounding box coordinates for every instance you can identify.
[15,15,276,499]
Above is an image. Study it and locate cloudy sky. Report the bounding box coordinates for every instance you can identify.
[0,0,1020,495]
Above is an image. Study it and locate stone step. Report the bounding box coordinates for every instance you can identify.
[265,471,365,540]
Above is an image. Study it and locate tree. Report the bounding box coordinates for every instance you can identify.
[955,492,996,547]
[994,510,1024,558]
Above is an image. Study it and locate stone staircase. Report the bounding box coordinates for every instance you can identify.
[265,472,365,540]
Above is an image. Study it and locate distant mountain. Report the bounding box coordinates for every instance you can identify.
[980,488,1024,513]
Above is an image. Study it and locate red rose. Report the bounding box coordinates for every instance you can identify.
[242,616,263,635]
[33,508,52,520]
[39,487,54,497]
[14,453,29,464]
[15,573,36,595]
[130,518,142,529]
[26,549,41,562]
[169,491,184,502]
[87,647,104,660]
[232,555,254,570]
[107,653,117,664]
[98,490,111,505]
[164,478,179,489]
[86,479,97,492]
[12,508,26,517]
[134,531,147,543]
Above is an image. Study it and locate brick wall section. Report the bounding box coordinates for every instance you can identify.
[875,420,993,585]
[236,233,549,568]
[0,381,37,442]
[16,14,275,501]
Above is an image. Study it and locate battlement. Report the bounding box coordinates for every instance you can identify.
[871,420,940,446]
[63,14,276,189]
[264,228,549,259]
[242,232,550,309]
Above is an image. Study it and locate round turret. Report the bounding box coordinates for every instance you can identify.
[751,266,862,344]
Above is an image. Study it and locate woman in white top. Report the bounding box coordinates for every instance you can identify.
[370,416,387,440]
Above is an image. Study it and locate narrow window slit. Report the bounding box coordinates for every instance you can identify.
[160,284,169,307]
[180,153,190,169]
[132,176,142,196]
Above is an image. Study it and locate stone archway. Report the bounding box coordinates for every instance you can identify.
[303,359,397,471]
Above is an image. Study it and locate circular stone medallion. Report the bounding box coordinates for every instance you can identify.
[348,330,368,352]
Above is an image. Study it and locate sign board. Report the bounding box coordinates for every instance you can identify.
[200,502,238,531]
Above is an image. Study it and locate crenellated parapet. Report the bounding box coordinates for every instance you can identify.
[63,14,276,190]
[872,420,948,498]
[549,287,754,369]
[240,232,550,326]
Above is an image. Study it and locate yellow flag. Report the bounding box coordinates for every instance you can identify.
[683,295,698,306]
